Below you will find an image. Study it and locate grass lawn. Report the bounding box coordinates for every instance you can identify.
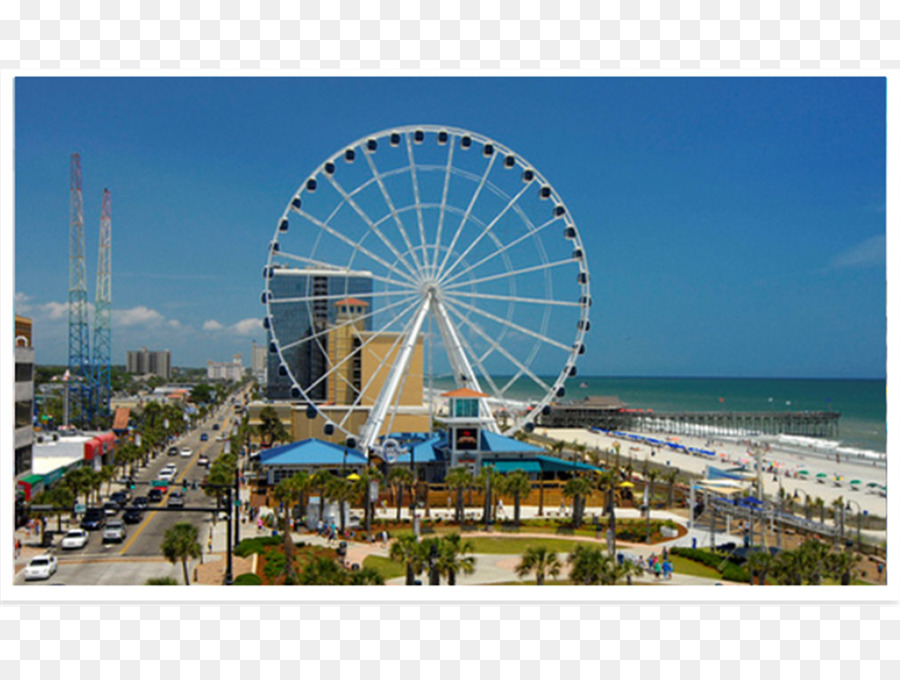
[466,536,589,555]
[363,555,407,581]
[668,555,721,580]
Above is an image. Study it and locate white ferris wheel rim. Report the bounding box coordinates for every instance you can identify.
[263,124,591,451]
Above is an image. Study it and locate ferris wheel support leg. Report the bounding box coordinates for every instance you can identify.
[360,297,433,453]
[431,297,500,434]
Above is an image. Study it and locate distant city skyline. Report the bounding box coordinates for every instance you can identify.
[12,76,887,379]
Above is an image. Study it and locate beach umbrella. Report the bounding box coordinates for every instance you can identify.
[867,482,879,488]
[797,470,809,475]
[850,479,861,485]
[617,481,635,488]
[816,473,827,478]
[346,473,361,481]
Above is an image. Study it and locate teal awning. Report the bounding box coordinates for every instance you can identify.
[485,460,542,474]
[535,455,604,473]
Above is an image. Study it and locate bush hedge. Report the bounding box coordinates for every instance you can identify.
[233,573,263,585]
[234,536,302,557]
[670,547,751,583]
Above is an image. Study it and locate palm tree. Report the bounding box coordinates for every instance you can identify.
[515,546,562,585]
[273,474,303,584]
[814,497,826,525]
[567,545,608,585]
[664,468,679,508]
[328,476,356,535]
[445,466,473,524]
[826,549,859,585]
[503,470,532,528]
[298,556,349,585]
[389,532,427,585]
[310,470,333,529]
[563,476,593,528]
[436,532,477,585]
[348,566,386,585]
[548,440,565,460]
[99,464,117,498]
[746,550,773,586]
[476,466,502,527]
[387,466,414,523]
[256,406,289,448]
[161,522,202,586]
[595,469,619,555]
[644,469,659,543]
[353,467,383,537]
[831,496,845,547]
[64,467,92,507]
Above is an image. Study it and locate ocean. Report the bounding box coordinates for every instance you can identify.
[432,376,887,454]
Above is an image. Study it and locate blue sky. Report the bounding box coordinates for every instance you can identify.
[13,76,886,378]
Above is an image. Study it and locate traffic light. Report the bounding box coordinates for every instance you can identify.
[182,480,189,492]
[127,477,135,490]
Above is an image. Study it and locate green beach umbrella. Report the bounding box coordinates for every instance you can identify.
[797,470,809,475]
[867,482,880,488]
[816,473,828,478]
[850,479,861,485]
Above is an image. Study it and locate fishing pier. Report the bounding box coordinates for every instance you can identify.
[539,397,840,439]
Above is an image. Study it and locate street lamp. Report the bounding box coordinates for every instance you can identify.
[845,499,864,552]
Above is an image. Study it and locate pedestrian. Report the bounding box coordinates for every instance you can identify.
[654,560,662,579]
[662,546,668,561]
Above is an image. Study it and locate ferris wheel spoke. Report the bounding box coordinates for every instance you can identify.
[404,133,429,276]
[441,298,553,394]
[442,294,572,352]
[435,151,498,279]
[303,295,422,396]
[269,288,417,306]
[431,136,456,279]
[362,148,426,273]
[293,208,420,287]
[335,306,420,432]
[441,258,576,292]
[437,181,532,284]
[322,173,421,281]
[441,216,559,287]
[272,250,419,291]
[444,289,580,310]
[276,292,419,353]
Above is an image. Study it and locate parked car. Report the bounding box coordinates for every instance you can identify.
[148,488,164,503]
[24,554,58,581]
[180,447,192,458]
[122,507,144,524]
[200,433,208,442]
[60,528,89,550]
[168,447,179,456]
[102,518,127,543]
[81,508,106,531]
[197,455,210,468]
[167,493,185,508]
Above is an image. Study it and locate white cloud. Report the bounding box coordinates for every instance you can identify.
[830,235,885,270]
[231,318,263,336]
[168,319,181,328]
[203,319,224,331]
[40,301,70,320]
[113,305,166,327]
[14,292,32,312]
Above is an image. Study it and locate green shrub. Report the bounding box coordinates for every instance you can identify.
[720,563,751,583]
[145,577,178,585]
[234,535,283,557]
[233,572,263,585]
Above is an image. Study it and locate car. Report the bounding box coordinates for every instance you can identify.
[102,501,121,516]
[167,493,184,508]
[168,447,179,456]
[197,455,210,467]
[200,433,208,442]
[23,554,58,581]
[157,468,176,482]
[60,528,89,550]
[160,464,177,475]
[180,447,192,458]
[81,508,106,531]
[132,496,149,509]
[148,488,164,503]
[110,490,130,505]
[212,423,220,430]
[122,507,144,524]
[102,518,127,543]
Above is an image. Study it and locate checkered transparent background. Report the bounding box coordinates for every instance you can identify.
[3,0,899,675]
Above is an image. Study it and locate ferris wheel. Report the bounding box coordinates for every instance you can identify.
[263,125,591,452]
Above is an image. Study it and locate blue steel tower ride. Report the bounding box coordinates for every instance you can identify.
[67,153,92,427]
[91,188,112,422]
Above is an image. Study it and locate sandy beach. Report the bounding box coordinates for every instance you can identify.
[542,427,888,519]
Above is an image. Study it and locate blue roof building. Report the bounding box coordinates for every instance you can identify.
[259,438,368,485]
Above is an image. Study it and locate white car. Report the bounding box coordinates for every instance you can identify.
[60,529,89,550]
[157,469,176,482]
[102,519,127,543]
[180,447,192,458]
[24,554,58,581]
